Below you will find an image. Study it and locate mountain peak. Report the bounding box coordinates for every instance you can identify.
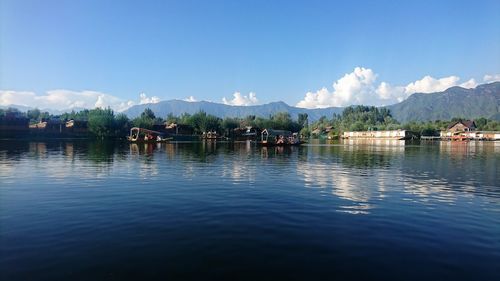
[387,81,500,122]
[123,82,499,122]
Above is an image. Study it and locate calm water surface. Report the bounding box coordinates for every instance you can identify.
[1,140,499,280]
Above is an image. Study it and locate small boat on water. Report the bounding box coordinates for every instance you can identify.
[257,129,304,146]
[201,131,218,140]
[128,127,172,143]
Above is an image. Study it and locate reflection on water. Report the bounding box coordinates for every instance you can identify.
[1,140,499,281]
[342,138,406,150]
[439,139,500,157]
[1,140,499,201]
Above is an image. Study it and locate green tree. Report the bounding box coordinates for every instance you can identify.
[39,111,50,121]
[88,108,115,138]
[141,108,156,119]
[184,111,221,133]
[114,113,130,136]
[221,117,239,137]
[271,112,293,130]
[300,126,310,138]
[203,114,221,132]
[27,108,41,122]
[132,108,157,129]
[350,121,366,131]
[179,113,192,125]
[241,115,256,127]
[421,123,439,136]
[298,113,308,128]
[475,117,488,130]
[132,116,154,129]
[165,113,179,124]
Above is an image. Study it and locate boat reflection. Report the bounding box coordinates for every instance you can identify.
[0,139,498,208]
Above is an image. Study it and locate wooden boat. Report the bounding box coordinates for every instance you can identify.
[201,131,218,140]
[257,129,304,146]
[128,127,172,143]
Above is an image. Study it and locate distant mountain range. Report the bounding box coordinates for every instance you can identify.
[387,82,500,123]
[124,100,343,122]
[0,104,86,116]
[124,82,500,122]
[0,104,34,113]
[2,82,499,123]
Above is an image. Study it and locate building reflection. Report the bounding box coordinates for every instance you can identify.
[64,142,74,159]
[29,142,48,158]
[295,139,499,214]
[342,139,406,151]
[1,139,498,205]
[297,159,387,214]
[399,141,499,200]
[439,140,500,158]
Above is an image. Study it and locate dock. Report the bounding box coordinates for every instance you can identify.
[420,136,441,140]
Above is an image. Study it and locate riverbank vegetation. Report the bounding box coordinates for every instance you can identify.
[1,105,499,139]
[308,106,500,138]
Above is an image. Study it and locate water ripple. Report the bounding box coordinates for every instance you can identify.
[1,140,499,280]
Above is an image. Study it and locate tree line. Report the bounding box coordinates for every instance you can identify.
[2,105,499,139]
[0,107,304,138]
[307,105,500,138]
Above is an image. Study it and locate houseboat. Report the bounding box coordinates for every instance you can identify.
[258,129,303,146]
[128,127,171,143]
[232,126,259,141]
[342,130,413,140]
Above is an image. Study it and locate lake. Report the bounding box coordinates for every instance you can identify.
[0,140,499,280]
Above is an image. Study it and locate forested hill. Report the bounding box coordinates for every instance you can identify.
[124,100,343,122]
[3,82,496,123]
[387,82,500,122]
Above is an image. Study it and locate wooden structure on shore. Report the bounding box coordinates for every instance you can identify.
[439,131,500,141]
[439,120,500,141]
[420,136,441,141]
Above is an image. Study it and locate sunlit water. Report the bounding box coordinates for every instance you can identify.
[1,140,499,280]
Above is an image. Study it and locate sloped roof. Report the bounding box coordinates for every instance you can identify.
[130,127,165,135]
[262,129,292,136]
[447,120,477,130]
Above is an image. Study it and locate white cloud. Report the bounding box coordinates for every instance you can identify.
[375,82,406,103]
[297,67,378,108]
[222,92,259,106]
[184,96,197,102]
[0,91,37,107]
[459,78,478,89]
[0,90,161,112]
[296,67,492,109]
[139,92,160,105]
[483,74,500,83]
[403,75,460,94]
[332,67,377,105]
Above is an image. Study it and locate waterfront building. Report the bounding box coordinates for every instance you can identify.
[342,130,412,140]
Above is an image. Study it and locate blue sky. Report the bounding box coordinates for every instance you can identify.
[1,0,499,110]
